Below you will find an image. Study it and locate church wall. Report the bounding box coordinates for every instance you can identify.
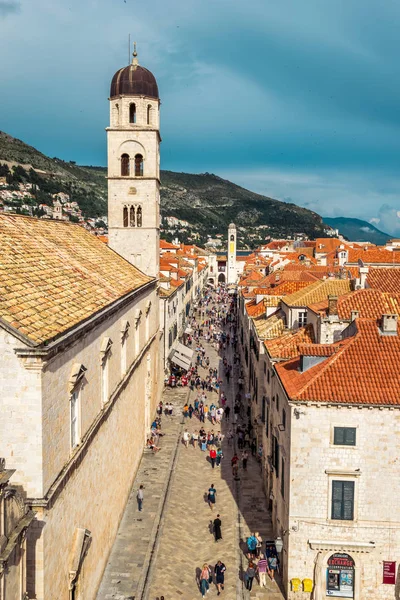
[41,285,159,494]
[38,335,160,600]
[0,329,43,497]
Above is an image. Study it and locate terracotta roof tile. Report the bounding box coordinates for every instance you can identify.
[276,319,400,405]
[347,248,400,265]
[0,215,151,345]
[366,268,400,293]
[283,279,352,307]
[265,325,315,359]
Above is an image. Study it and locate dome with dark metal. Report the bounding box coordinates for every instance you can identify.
[110,44,159,99]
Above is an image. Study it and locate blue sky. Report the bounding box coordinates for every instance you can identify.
[1,0,400,233]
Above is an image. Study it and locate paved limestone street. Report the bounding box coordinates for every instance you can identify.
[97,292,285,600]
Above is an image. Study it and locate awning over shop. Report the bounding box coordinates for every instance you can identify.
[184,327,193,335]
[169,342,194,370]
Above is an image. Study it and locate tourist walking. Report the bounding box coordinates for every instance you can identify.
[137,485,144,512]
[214,560,226,595]
[231,453,239,479]
[207,483,216,510]
[246,533,258,558]
[242,449,249,471]
[200,563,212,598]
[213,514,222,542]
[245,562,256,591]
[257,553,268,587]
[192,430,199,448]
[183,429,190,448]
[210,446,217,468]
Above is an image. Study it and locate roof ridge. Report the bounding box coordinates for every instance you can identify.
[296,335,356,399]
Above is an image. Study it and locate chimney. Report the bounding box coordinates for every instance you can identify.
[328,295,338,316]
[381,314,398,335]
[350,310,359,322]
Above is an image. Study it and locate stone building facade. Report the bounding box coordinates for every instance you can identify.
[0,215,161,600]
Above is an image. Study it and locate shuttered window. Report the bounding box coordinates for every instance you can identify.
[272,435,280,477]
[334,427,356,446]
[281,458,285,498]
[332,480,354,520]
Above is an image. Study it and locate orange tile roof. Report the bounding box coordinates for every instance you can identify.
[160,239,179,249]
[337,289,400,320]
[245,299,266,317]
[315,238,342,253]
[265,325,315,359]
[283,279,352,307]
[347,248,400,265]
[267,280,312,295]
[367,268,400,293]
[0,215,152,345]
[276,319,400,405]
[297,343,337,357]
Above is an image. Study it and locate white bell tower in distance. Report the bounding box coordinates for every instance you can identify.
[227,222,237,285]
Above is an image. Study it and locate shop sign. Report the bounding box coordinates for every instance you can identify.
[383,561,396,585]
[327,553,354,598]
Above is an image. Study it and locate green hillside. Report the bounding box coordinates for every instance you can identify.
[0,130,327,243]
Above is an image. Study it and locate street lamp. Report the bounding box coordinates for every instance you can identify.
[275,536,284,553]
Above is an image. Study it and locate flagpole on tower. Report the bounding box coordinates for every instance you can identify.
[128,34,130,63]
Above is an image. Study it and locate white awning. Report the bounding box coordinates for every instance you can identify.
[175,342,193,360]
[185,327,193,334]
[169,342,193,370]
[171,354,191,370]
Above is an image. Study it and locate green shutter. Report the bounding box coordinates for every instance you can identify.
[334,427,345,445]
[332,480,354,520]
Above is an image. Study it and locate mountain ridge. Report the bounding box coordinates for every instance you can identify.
[323,216,391,245]
[0,130,327,244]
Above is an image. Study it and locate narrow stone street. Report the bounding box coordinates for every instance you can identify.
[97,295,285,600]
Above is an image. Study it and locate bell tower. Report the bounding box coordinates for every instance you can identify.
[227,222,237,284]
[107,44,160,277]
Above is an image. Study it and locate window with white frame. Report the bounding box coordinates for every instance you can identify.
[102,357,109,405]
[100,337,112,405]
[70,390,80,449]
[121,335,127,375]
[298,311,307,327]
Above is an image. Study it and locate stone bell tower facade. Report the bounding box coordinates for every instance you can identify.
[227,222,237,284]
[107,44,160,277]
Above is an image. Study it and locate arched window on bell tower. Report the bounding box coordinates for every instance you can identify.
[134,154,143,177]
[123,205,128,227]
[230,234,235,241]
[129,103,136,124]
[130,205,136,227]
[137,205,142,227]
[147,104,152,125]
[121,154,130,176]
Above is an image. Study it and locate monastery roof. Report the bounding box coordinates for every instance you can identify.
[276,319,400,405]
[283,279,352,307]
[265,325,315,359]
[0,215,152,345]
[366,267,400,293]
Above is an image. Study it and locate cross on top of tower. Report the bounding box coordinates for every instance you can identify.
[132,41,139,68]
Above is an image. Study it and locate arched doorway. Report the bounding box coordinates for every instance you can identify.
[208,277,215,286]
[327,553,354,598]
[218,273,226,284]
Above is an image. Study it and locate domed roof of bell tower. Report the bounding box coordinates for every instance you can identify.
[110,43,159,99]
